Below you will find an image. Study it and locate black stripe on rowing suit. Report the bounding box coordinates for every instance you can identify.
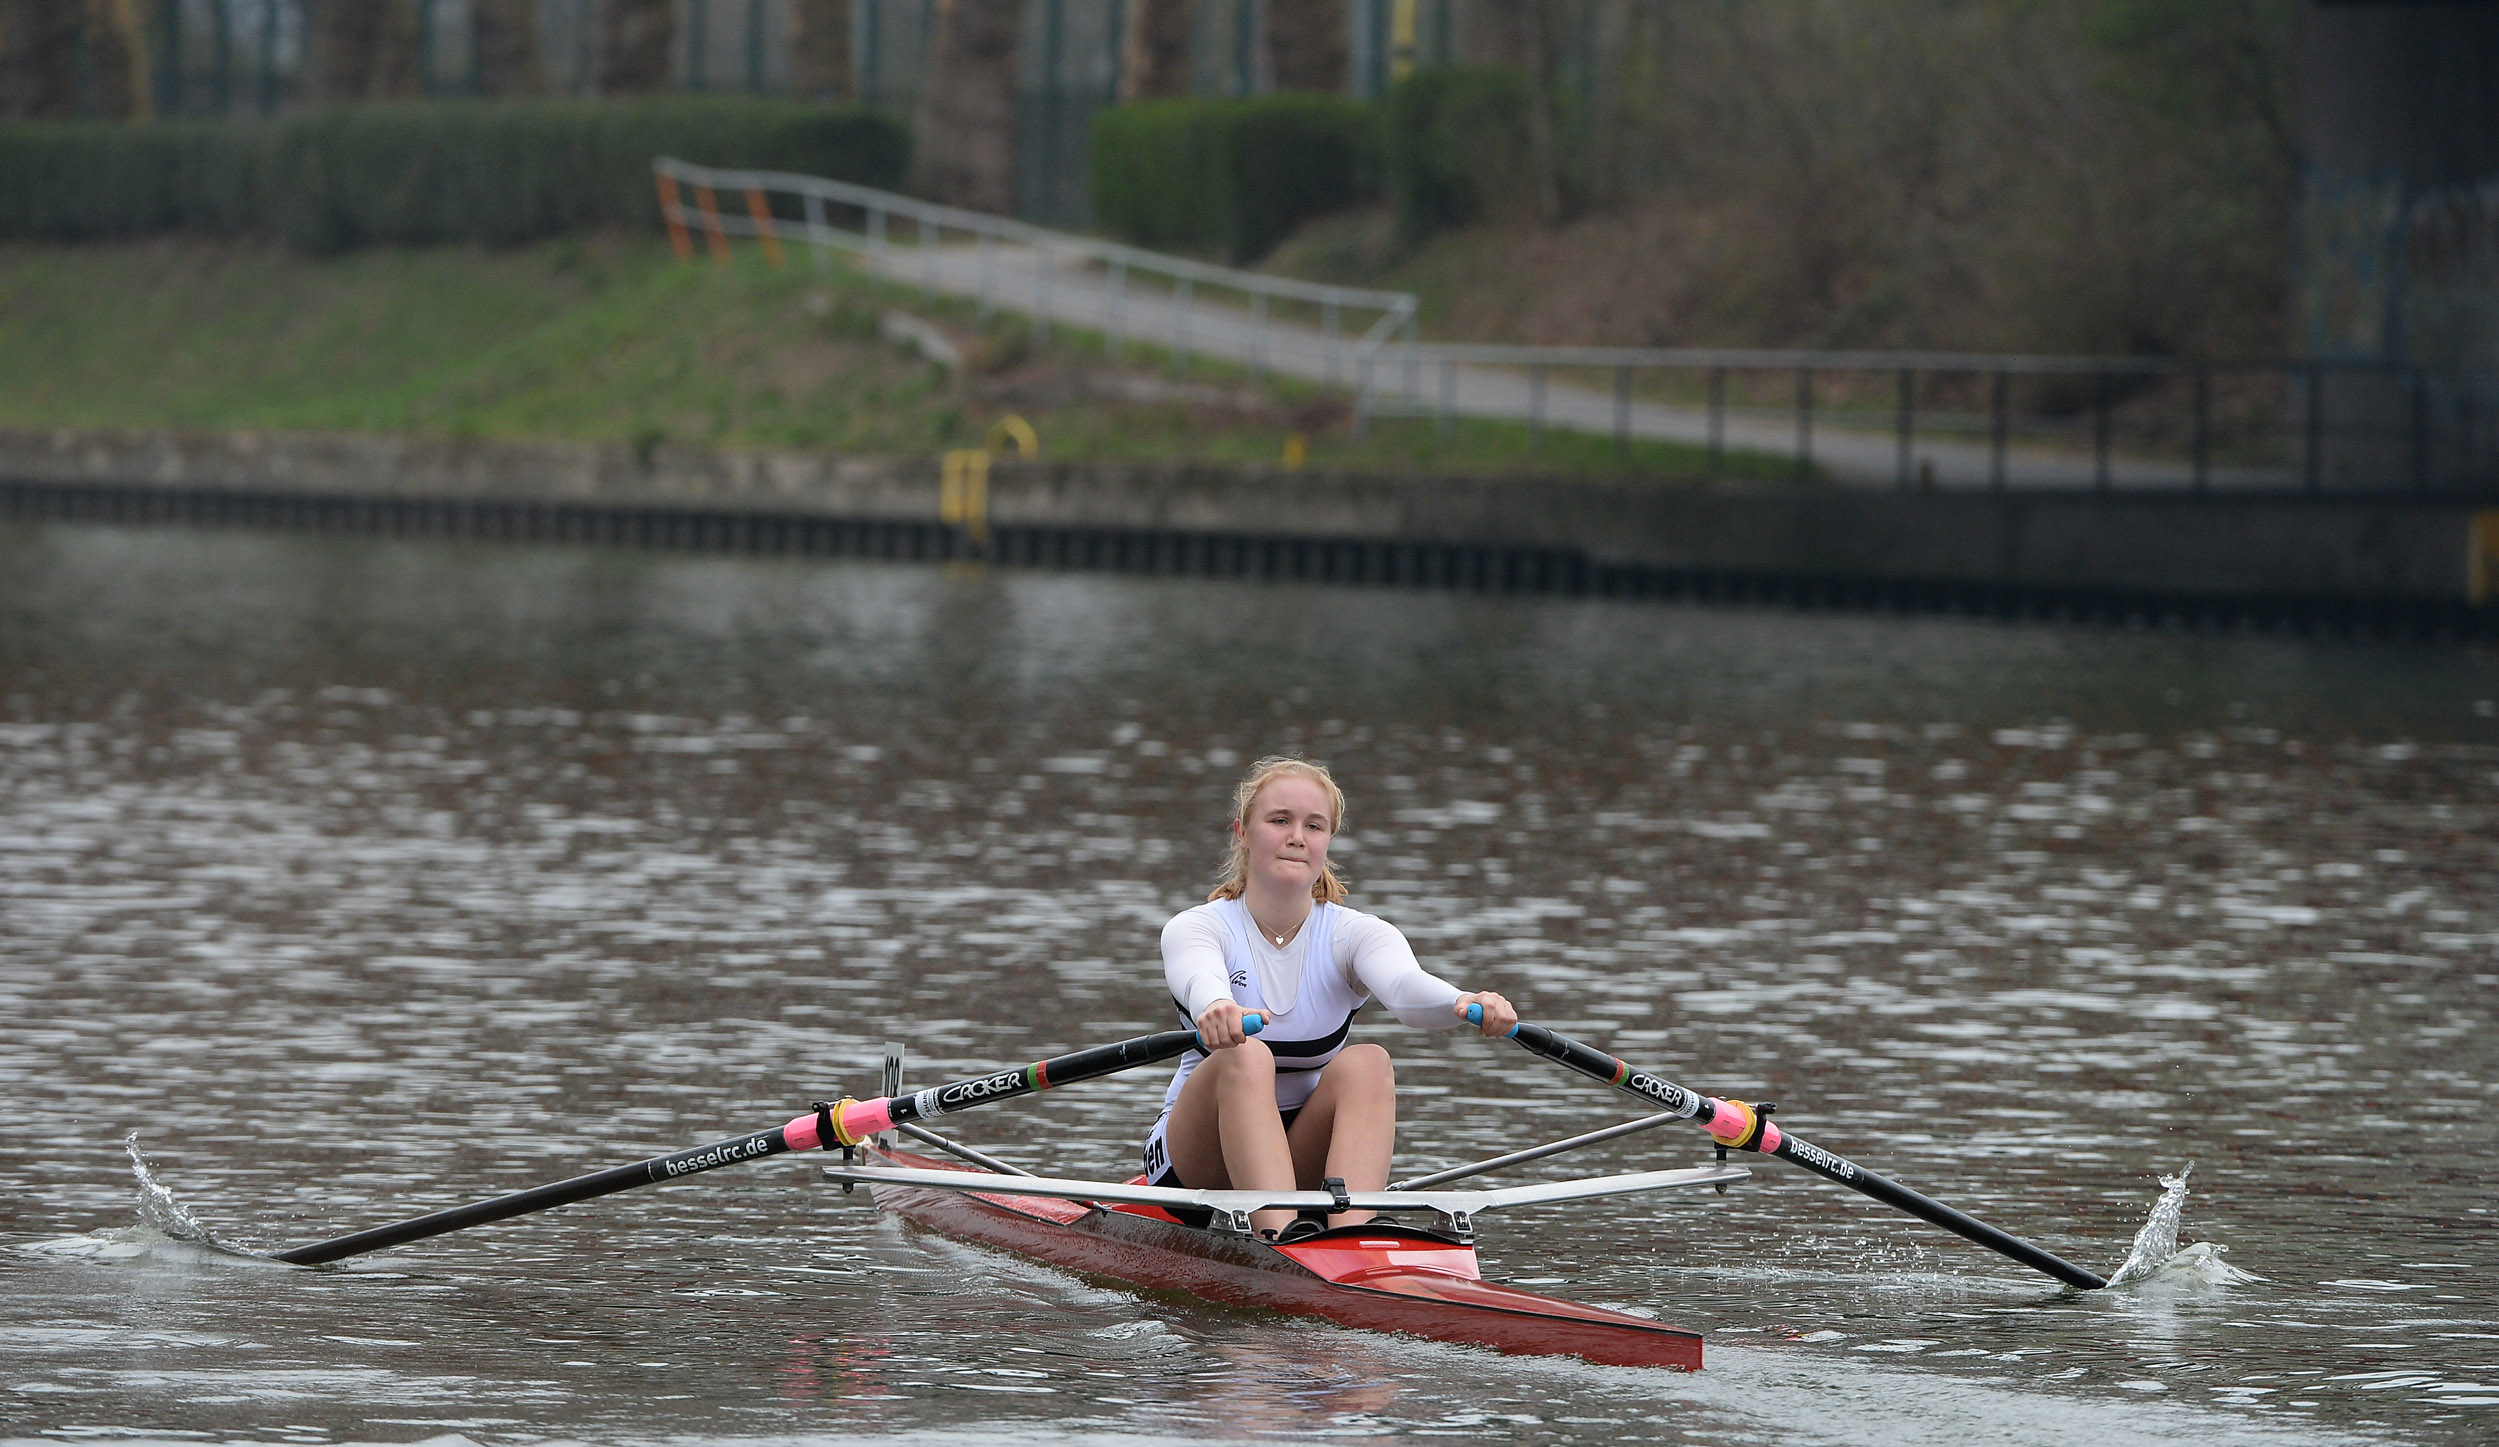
[1503,1021,2109,1291]
[273,1026,1215,1267]
[1170,1000,1355,1064]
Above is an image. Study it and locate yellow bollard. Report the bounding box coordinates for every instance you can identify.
[985,414,1040,459]
[2471,510,2499,606]
[941,449,991,548]
[1282,434,1308,470]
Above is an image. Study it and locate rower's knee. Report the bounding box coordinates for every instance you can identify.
[1206,1037,1276,1086]
[1335,1042,1393,1090]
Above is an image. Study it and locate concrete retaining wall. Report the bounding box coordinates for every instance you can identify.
[2,426,2491,617]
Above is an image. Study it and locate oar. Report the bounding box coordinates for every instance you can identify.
[272,1015,1260,1266]
[1468,1007,2107,1290]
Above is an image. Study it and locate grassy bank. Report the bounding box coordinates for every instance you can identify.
[0,235,1768,481]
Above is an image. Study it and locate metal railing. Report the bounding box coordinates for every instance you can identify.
[654,156,2493,497]
[1354,343,2499,495]
[653,156,1419,386]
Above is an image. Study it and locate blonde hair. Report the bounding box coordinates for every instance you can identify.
[1209,756,1349,904]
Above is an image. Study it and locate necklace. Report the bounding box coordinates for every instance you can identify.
[1250,907,1303,947]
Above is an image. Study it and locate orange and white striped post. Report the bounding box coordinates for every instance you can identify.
[693,185,732,266]
[744,188,784,269]
[655,172,693,262]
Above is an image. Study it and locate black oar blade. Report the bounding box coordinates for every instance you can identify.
[269,1019,1243,1266]
[1490,1013,2109,1290]
[1767,1135,2108,1290]
[272,1125,796,1266]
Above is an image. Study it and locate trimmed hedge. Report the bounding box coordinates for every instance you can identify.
[0,121,270,240]
[0,97,908,251]
[1384,66,1537,240]
[1090,94,1378,262]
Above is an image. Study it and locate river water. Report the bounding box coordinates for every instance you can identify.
[2,521,2494,1447]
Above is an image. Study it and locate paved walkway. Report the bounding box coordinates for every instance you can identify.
[847,238,2291,492]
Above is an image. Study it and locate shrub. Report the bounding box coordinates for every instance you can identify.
[0,121,268,240]
[1091,94,1378,262]
[0,97,908,251]
[1383,66,1537,241]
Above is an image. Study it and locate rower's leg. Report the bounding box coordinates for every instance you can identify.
[1287,1044,1396,1226]
[1164,1038,1298,1236]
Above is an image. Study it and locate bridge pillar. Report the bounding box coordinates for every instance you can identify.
[2297,1,2499,489]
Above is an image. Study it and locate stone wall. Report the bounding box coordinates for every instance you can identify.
[1,426,2489,610]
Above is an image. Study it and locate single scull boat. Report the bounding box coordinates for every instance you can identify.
[265,1013,2105,1368]
[819,1043,1749,1370]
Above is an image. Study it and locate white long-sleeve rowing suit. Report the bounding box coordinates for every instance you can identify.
[1140,896,1464,1184]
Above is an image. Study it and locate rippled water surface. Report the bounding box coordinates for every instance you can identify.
[3,522,2495,1446]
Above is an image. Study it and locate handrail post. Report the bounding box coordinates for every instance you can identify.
[1403,310,1420,402]
[1613,364,1631,459]
[1033,239,1051,345]
[1172,275,1192,374]
[2461,391,2480,495]
[868,203,886,254]
[1108,256,1126,359]
[1530,363,1547,451]
[1707,366,1726,473]
[2411,367,2431,494]
[2190,364,2210,494]
[978,231,994,321]
[1437,357,1455,439]
[919,211,935,289]
[803,191,829,274]
[1894,366,1913,490]
[1989,368,2010,492]
[1325,298,1341,385]
[1795,365,1814,480]
[2093,370,2112,493]
[1252,293,1268,383]
[2303,362,2324,494]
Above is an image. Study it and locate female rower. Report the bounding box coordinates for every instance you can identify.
[1142,756,1516,1240]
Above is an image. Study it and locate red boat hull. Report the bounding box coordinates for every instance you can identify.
[856,1146,1703,1370]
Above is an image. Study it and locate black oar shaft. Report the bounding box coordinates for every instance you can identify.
[272,1022,1233,1267]
[1503,1021,2108,1290]
[272,1127,790,1266]
[1764,1137,2105,1289]
[860,1028,1206,1137]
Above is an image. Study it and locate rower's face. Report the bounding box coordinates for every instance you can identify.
[1238,777,1334,891]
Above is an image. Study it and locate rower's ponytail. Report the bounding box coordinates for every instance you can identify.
[1209,756,1349,904]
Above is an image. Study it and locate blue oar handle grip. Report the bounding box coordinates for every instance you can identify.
[1192,1011,1264,1048]
[1462,1001,1522,1037]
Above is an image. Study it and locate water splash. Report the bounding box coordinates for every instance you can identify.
[2138,1240,2260,1285]
[2107,1163,2193,1284]
[125,1130,255,1255]
[2105,1162,2256,1286]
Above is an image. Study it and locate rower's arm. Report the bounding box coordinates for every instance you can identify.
[1341,911,1467,1029]
[1162,909,1236,1024]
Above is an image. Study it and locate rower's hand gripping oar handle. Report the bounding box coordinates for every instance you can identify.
[272,1015,1258,1267]
[793,1012,1263,1150]
[1461,1004,2108,1290]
